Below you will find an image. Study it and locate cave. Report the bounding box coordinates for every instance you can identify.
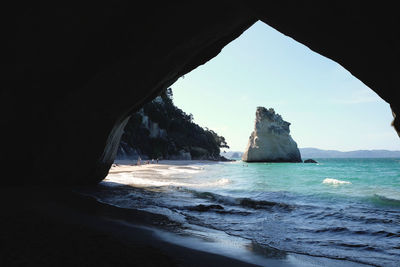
[3,2,399,186]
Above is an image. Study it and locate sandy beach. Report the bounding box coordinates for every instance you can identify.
[0,159,258,267]
[108,159,220,179]
[0,186,259,267]
[91,160,371,266]
[0,160,373,266]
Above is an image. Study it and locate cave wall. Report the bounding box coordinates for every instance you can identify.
[2,1,399,185]
[3,2,256,184]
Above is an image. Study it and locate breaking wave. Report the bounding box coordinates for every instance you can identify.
[106,173,230,188]
[370,194,400,207]
[186,190,294,211]
[322,178,351,185]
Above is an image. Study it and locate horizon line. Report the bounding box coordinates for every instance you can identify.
[223,147,400,153]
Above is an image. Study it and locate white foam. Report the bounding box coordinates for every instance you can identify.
[153,168,176,176]
[323,178,351,185]
[105,173,230,188]
[169,166,204,174]
[151,166,204,176]
[210,178,230,186]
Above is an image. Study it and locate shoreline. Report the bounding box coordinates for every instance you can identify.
[113,158,229,166]
[0,161,374,266]
[101,160,372,266]
[0,186,370,267]
[0,186,259,267]
[109,159,224,176]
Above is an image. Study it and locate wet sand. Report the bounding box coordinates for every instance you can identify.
[0,186,258,267]
[0,161,372,266]
[104,160,372,267]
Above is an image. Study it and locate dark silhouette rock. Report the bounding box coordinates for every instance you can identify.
[188,204,224,212]
[304,159,318,163]
[2,2,400,184]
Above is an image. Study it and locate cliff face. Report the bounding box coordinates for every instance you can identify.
[242,107,301,162]
[117,89,229,161]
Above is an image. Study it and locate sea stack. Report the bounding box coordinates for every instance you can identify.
[242,107,302,162]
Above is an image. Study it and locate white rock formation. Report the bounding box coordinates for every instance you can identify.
[242,107,302,162]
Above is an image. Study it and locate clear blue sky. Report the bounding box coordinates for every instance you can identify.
[171,21,400,152]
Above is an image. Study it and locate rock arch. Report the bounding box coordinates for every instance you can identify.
[3,2,399,184]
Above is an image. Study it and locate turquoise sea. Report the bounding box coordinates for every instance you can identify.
[83,158,400,266]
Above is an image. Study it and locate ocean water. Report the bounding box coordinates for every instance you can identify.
[83,158,400,266]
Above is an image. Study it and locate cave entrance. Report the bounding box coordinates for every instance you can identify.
[117,21,399,161]
[168,21,400,155]
[106,21,400,266]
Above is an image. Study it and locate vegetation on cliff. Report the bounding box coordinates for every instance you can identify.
[118,88,229,160]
